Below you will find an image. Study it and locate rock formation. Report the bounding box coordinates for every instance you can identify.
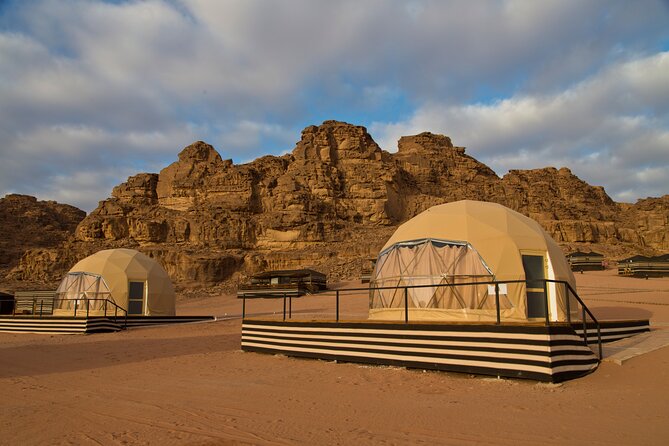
[3,121,668,292]
[0,194,86,289]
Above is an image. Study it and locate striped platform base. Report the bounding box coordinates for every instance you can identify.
[0,316,123,334]
[241,320,601,382]
[573,319,650,344]
[0,315,215,334]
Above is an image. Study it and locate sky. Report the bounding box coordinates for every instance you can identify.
[1,0,668,213]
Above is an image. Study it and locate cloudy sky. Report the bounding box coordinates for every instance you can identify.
[1,0,668,212]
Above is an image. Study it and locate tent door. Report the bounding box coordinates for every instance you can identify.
[522,254,547,319]
[128,281,145,315]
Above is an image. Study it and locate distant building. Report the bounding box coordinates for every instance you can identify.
[618,254,669,277]
[567,251,605,271]
[237,269,327,298]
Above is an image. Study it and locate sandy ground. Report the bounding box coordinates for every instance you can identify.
[1,270,669,445]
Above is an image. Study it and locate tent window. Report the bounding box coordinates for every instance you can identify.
[370,238,506,311]
[128,281,144,315]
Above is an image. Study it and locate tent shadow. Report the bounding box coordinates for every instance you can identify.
[588,306,653,321]
[0,332,239,379]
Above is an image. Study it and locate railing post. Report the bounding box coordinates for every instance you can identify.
[283,293,286,321]
[582,307,588,347]
[495,283,501,325]
[289,296,292,319]
[74,300,77,318]
[543,280,550,326]
[336,290,340,322]
[564,282,571,324]
[242,296,246,319]
[39,300,43,318]
[104,299,107,317]
[86,298,90,318]
[597,324,603,359]
[404,287,409,324]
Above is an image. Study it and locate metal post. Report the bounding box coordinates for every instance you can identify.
[242,296,246,319]
[283,293,286,321]
[404,287,409,324]
[74,300,77,318]
[543,280,550,326]
[564,282,571,324]
[336,290,340,322]
[597,324,603,359]
[582,307,588,346]
[495,283,501,325]
[39,300,43,318]
[289,296,292,319]
[104,299,108,317]
[86,298,89,318]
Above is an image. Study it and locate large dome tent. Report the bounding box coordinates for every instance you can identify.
[369,200,577,322]
[54,248,175,316]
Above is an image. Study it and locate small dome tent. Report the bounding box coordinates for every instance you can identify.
[369,200,576,322]
[54,249,175,316]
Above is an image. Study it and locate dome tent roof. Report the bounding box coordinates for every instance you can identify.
[371,200,576,322]
[68,248,175,316]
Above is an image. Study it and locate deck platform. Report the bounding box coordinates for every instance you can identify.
[0,315,216,334]
[241,318,650,382]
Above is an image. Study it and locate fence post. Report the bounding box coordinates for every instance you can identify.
[495,283,500,325]
[289,296,292,319]
[582,307,588,347]
[597,324,603,359]
[564,282,571,324]
[86,298,90,318]
[404,287,409,324]
[336,290,340,322]
[74,300,77,318]
[104,299,107,317]
[283,293,286,321]
[543,280,550,326]
[242,296,246,319]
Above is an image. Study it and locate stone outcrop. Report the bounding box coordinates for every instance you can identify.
[3,121,668,292]
[0,194,85,289]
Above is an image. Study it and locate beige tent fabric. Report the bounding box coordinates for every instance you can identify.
[369,200,576,322]
[61,248,176,316]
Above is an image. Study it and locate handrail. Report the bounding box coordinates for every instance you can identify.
[11,297,128,329]
[241,278,603,360]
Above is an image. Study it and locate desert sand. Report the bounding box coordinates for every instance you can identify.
[1,269,668,445]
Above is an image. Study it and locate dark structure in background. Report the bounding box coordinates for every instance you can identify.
[567,251,605,271]
[237,269,327,298]
[618,254,669,277]
[0,291,14,315]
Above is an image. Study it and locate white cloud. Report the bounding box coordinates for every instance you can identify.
[371,52,669,202]
[0,0,667,212]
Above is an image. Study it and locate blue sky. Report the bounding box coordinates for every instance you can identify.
[1,0,668,212]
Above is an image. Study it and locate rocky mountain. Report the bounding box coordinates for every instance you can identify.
[3,121,668,291]
[0,194,86,289]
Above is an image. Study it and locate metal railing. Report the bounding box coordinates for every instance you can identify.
[240,278,602,359]
[11,297,128,329]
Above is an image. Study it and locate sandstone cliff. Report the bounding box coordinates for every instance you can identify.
[4,121,667,291]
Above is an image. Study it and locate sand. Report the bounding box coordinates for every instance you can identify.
[1,270,668,445]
